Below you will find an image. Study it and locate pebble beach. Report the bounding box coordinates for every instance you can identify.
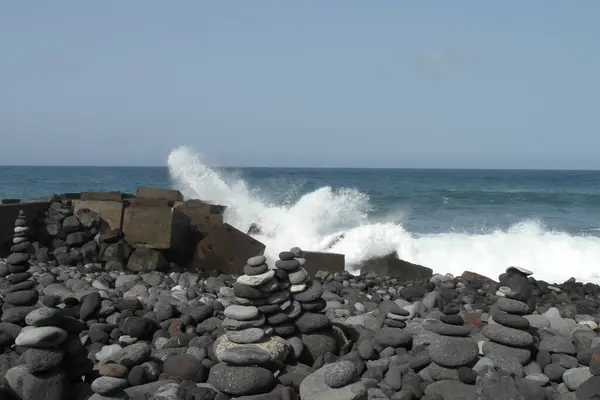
[1,199,600,400]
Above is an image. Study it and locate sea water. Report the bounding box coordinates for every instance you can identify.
[2,145,600,284]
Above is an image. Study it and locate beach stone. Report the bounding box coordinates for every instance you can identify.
[475,368,523,400]
[219,346,271,366]
[373,328,412,348]
[237,270,276,287]
[482,341,531,364]
[323,361,358,388]
[24,307,63,327]
[295,313,331,333]
[163,354,206,382]
[24,348,65,373]
[15,326,68,347]
[80,292,102,320]
[300,363,367,400]
[22,368,68,400]
[91,376,129,395]
[590,352,600,375]
[428,336,479,368]
[247,256,267,267]
[539,336,577,355]
[562,367,592,390]
[497,298,529,315]
[481,324,534,347]
[275,259,300,271]
[6,289,39,307]
[294,281,324,303]
[244,264,269,276]
[214,335,288,363]
[6,252,29,265]
[492,312,530,330]
[424,320,471,337]
[223,315,266,331]
[576,375,600,399]
[288,268,308,285]
[208,363,275,396]
[226,327,266,344]
[98,363,129,378]
[224,305,260,321]
[424,380,476,400]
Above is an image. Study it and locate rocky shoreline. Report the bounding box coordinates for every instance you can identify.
[1,200,600,399]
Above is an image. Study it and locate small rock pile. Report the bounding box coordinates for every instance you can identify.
[7,307,74,399]
[1,210,39,325]
[207,254,285,397]
[43,198,105,266]
[423,302,479,382]
[481,270,535,376]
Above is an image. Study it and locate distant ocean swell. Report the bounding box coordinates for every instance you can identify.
[167,146,600,284]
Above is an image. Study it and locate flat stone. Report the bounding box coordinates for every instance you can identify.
[275,259,300,271]
[496,298,529,315]
[15,326,68,347]
[6,252,29,265]
[219,346,271,366]
[290,284,307,293]
[226,328,266,344]
[237,270,276,287]
[424,319,471,337]
[492,312,530,330]
[424,380,476,400]
[373,327,412,348]
[91,376,129,395]
[214,335,288,363]
[507,266,533,276]
[481,324,534,347]
[98,363,129,378]
[294,280,324,303]
[5,289,39,306]
[247,256,267,267]
[224,305,260,321]
[482,341,531,364]
[223,314,265,331]
[300,363,367,400]
[244,264,269,276]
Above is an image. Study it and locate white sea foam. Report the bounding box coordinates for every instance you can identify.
[167,146,600,284]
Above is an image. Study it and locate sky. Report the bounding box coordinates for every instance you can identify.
[1,2,599,168]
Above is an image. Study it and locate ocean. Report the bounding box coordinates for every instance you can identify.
[2,146,600,284]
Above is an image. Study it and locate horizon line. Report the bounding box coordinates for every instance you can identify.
[1,164,600,172]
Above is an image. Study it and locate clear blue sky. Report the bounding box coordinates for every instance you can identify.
[1,2,599,168]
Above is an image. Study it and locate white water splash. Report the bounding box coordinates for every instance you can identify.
[167,146,600,284]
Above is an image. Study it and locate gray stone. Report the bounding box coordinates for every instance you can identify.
[324,361,357,388]
[481,324,534,347]
[247,256,267,267]
[208,363,275,396]
[562,367,592,391]
[497,298,529,315]
[428,336,479,368]
[219,346,271,366]
[91,376,129,395]
[224,305,260,321]
[424,380,476,400]
[15,326,68,347]
[300,363,367,400]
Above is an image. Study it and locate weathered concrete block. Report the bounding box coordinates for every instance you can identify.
[174,200,225,236]
[72,200,124,231]
[122,203,188,252]
[193,223,265,274]
[302,251,345,277]
[0,201,50,256]
[137,186,183,203]
[360,252,432,281]
[80,191,124,201]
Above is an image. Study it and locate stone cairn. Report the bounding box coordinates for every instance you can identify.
[1,210,39,325]
[481,267,535,376]
[43,197,103,267]
[208,247,331,397]
[423,301,480,382]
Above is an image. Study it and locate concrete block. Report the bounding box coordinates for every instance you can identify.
[193,223,265,274]
[122,203,188,252]
[360,252,432,281]
[72,200,124,231]
[136,186,183,203]
[80,191,124,201]
[302,251,345,277]
[174,200,225,236]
